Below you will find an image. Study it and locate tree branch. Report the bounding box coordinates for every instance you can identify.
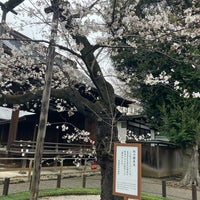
[72,34,115,116]
[0,87,104,118]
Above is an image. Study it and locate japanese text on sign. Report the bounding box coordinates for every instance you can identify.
[113,143,141,199]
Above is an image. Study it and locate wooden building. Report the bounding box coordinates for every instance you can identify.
[1,24,182,176]
[0,25,134,164]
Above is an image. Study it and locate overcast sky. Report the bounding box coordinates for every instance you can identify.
[0,0,47,39]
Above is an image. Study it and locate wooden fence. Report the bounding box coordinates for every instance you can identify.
[8,140,94,157]
[1,175,198,200]
[0,157,100,196]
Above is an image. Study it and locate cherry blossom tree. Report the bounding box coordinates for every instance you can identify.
[2,0,199,198]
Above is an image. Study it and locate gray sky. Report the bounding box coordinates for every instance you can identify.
[0,0,46,38]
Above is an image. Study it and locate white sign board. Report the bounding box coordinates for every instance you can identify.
[113,143,141,199]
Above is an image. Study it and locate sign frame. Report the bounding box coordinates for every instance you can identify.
[113,143,142,200]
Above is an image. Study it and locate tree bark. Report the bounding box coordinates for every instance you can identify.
[97,118,123,200]
[181,145,200,186]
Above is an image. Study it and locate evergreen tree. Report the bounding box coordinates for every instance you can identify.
[108,0,200,184]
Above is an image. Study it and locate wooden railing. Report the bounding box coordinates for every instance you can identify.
[8,140,95,158]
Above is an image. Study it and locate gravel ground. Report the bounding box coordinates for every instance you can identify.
[0,172,200,200]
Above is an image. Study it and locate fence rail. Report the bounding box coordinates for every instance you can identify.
[8,140,94,158]
[0,164,101,196]
[0,156,98,184]
[0,172,199,200]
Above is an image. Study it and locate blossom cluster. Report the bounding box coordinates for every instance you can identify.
[103,1,200,48]
[62,127,95,144]
[144,71,171,85]
[126,129,151,141]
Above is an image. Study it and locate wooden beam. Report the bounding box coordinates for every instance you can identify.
[7,105,19,150]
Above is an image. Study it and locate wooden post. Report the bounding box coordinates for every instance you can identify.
[28,159,33,181]
[2,178,10,195]
[32,125,38,142]
[30,1,60,199]
[21,159,27,168]
[162,180,166,197]
[83,158,87,173]
[56,174,61,188]
[82,174,86,188]
[59,159,63,176]
[29,175,32,191]
[7,105,20,150]
[192,184,197,200]
[156,144,160,169]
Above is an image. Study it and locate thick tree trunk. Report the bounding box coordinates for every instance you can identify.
[65,7,122,198]
[97,118,123,200]
[181,145,200,186]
